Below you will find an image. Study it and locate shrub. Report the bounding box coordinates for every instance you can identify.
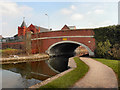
[1,48,24,57]
[95,40,111,58]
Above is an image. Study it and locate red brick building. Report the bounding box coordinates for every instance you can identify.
[2,20,49,49]
[61,25,76,30]
[18,20,48,37]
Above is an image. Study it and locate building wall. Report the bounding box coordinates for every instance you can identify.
[18,24,40,37]
[2,42,24,49]
[18,26,26,36]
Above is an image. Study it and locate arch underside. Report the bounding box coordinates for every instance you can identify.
[46,41,94,57]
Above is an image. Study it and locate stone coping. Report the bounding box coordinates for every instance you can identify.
[29,57,77,88]
[0,54,49,64]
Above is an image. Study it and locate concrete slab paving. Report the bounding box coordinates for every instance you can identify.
[73,57,118,88]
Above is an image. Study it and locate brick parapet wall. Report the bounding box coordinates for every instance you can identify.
[31,29,94,39]
[2,42,24,49]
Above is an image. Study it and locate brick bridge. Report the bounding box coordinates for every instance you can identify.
[31,29,95,56]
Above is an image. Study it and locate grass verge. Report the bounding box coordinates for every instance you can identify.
[93,58,120,88]
[38,57,89,89]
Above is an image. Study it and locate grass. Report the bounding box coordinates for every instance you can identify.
[1,48,18,54]
[1,48,16,51]
[93,58,120,88]
[38,57,89,89]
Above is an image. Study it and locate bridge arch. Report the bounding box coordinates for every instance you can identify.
[46,41,94,57]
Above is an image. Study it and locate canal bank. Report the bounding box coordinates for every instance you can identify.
[0,54,49,64]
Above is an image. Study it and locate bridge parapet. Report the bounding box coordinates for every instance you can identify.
[31,29,94,39]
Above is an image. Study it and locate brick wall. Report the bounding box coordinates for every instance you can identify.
[2,42,25,49]
[31,29,95,54]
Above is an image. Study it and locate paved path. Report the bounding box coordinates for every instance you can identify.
[73,57,118,88]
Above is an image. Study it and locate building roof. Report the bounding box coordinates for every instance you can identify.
[61,25,76,30]
[34,25,49,32]
[40,27,49,32]
[68,26,76,30]
[0,35,2,39]
[35,25,40,30]
[61,24,70,30]
[21,20,27,27]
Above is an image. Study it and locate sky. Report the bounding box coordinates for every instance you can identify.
[0,1,118,37]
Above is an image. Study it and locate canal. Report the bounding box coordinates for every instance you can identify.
[1,55,71,88]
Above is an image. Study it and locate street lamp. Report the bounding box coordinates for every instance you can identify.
[45,14,49,30]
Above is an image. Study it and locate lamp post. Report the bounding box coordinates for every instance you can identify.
[23,17,25,21]
[45,14,49,30]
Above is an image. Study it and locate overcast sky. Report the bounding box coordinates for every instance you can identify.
[0,0,118,37]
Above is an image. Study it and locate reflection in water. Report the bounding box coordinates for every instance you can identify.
[2,60,57,88]
[2,55,72,88]
[48,55,73,72]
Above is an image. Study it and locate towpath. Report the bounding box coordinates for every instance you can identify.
[73,57,118,88]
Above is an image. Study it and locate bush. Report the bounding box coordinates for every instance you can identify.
[110,44,120,59]
[95,40,111,58]
[1,48,25,57]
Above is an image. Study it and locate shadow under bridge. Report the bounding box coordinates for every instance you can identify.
[46,41,94,57]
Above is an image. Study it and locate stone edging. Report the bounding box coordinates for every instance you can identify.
[0,55,49,64]
[29,57,77,88]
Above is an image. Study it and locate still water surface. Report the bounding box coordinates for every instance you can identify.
[1,56,70,88]
[2,60,57,88]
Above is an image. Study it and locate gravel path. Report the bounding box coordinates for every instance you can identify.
[73,57,118,88]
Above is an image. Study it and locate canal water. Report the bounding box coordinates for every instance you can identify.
[1,55,71,88]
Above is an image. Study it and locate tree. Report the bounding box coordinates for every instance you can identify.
[94,25,120,59]
[95,39,111,58]
[110,44,120,59]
